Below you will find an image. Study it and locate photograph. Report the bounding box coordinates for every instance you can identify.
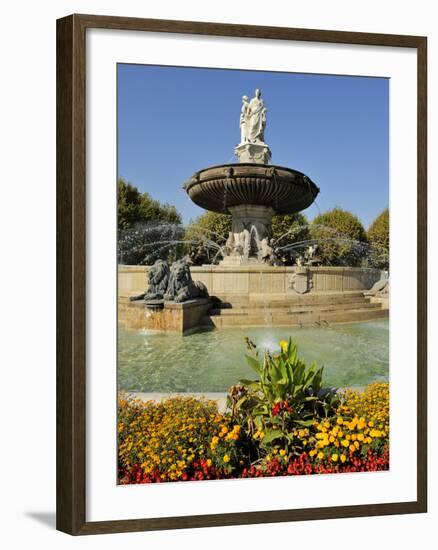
[116,64,390,485]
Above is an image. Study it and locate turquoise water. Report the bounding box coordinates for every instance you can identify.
[118,320,389,392]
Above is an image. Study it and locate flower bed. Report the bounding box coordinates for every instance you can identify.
[118,339,389,484]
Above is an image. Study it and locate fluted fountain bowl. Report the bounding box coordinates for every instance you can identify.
[183,163,319,215]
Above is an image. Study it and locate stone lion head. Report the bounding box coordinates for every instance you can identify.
[171,259,192,285]
[148,259,169,281]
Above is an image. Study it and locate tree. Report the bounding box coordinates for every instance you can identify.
[270,213,309,265]
[117,178,183,265]
[367,208,389,269]
[272,212,309,246]
[184,211,232,264]
[309,207,368,266]
[117,178,181,230]
[185,211,232,244]
[118,222,184,265]
[118,179,143,230]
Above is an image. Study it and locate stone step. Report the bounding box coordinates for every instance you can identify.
[213,292,371,308]
[202,307,388,328]
[209,301,380,316]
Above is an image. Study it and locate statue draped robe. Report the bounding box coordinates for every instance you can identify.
[246,97,266,142]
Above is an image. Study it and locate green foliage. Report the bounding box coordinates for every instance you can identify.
[227,338,339,455]
[118,178,181,231]
[309,207,367,266]
[117,178,183,265]
[118,222,184,265]
[272,213,309,245]
[367,208,389,269]
[184,211,232,264]
[185,211,232,243]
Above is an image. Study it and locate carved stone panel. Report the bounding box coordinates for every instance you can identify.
[289,267,313,294]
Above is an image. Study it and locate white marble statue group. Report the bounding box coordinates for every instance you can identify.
[239,89,267,144]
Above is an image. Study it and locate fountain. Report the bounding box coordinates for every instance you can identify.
[184,89,319,265]
[118,89,388,331]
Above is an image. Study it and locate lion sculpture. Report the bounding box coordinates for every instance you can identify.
[129,259,170,301]
[164,259,209,303]
[363,277,389,297]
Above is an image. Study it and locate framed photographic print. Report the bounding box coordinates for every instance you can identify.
[56,14,427,535]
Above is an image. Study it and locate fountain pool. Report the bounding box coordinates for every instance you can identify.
[118,320,388,393]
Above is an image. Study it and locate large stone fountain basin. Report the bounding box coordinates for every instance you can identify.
[184,163,319,215]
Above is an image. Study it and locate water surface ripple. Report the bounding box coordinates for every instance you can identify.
[118,320,389,393]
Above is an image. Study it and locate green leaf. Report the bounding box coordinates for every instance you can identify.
[294,419,315,427]
[245,355,262,376]
[262,430,283,444]
[235,396,248,409]
[239,379,255,386]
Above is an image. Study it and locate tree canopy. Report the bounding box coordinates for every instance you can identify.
[183,212,232,264]
[367,208,389,269]
[309,207,368,266]
[117,178,183,265]
[118,178,181,230]
[272,213,309,246]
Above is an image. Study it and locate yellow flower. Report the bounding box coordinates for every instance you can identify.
[309,449,317,457]
[317,451,324,460]
[331,453,339,462]
[341,439,349,448]
[206,459,212,467]
[223,454,230,463]
[349,444,356,453]
[337,417,344,425]
[280,340,289,352]
[340,454,347,463]
[279,449,286,457]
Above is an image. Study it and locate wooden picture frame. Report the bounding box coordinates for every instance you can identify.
[56,13,427,535]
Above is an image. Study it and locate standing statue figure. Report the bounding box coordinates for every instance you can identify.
[246,89,267,143]
[239,95,249,143]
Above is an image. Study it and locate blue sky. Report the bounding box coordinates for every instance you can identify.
[118,64,389,229]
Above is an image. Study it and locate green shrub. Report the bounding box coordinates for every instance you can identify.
[309,207,367,266]
[367,208,389,269]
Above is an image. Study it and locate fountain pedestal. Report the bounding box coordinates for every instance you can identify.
[222,204,275,265]
[234,141,271,164]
